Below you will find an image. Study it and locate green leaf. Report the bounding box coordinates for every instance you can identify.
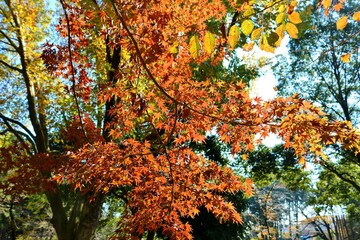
[228,25,240,49]
[241,20,254,36]
[204,31,215,54]
[189,35,201,58]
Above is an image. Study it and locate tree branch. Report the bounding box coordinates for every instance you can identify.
[0,59,22,72]
[110,0,178,104]
[110,1,263,128]
[0,46,17,52]
[0,29,19,49]
[59,0,87,139]
[322,161,360,193]
[0,116,33,155]
[0,113,36,140]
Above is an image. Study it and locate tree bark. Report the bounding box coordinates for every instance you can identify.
[73,195,105,240]
[146,231,155,240]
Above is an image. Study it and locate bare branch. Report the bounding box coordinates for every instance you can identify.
[0,59,22,72]
[0,116,33,155]
[0,46,17,52]
[0,29,18,51]
[0,113,36,140]
[0,114,37,151]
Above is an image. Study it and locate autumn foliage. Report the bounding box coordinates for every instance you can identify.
[1,0,360,239]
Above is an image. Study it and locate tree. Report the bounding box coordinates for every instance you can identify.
[237,144,312,239]
[1,0,360,239]
[274,0,360,236]
[0,0,113,238]
[275,0,360,175]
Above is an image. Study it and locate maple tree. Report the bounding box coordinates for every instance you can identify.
[1,0,360,239]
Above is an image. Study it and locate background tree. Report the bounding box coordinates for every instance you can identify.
[237,145,312,239]
[274,0,360,236]
[0,0,119,238]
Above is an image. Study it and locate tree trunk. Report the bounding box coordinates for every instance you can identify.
[288,200,292,239]
[146,231,155,240]
[74,195,104,240]
[47,191,105,240]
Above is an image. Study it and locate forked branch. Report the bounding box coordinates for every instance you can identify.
[0,116,36,154]
[0,113,36,140]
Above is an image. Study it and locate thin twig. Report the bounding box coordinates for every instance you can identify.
[59,0,87,138]
[0,59,22,72]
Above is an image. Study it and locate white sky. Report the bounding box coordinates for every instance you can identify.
[250,36,290,100]
[242,36,290,147]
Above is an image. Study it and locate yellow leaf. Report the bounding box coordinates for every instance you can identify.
[243,8,255,17]
[228,25,240,49]
[336,16,348,30]
[243,42,255,51]
[298,156,306,166]
[322,0,331,9]
[278,5,286,12]
[169,41,179,54]
[259,34,275,53]
[353,11,360,21]
[276,13,286,25]
[241,19,254,36]
[290,1,298,7]
[204,31,215,54]
[189,208,200,218]
[189,36,201,58]
[340,53,351,63]
[276,24,285,38]
[288,12,302,24]
[251,28,262,40]
[286,22,298,39]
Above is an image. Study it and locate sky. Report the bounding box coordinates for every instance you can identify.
[250,36,290,100]
[243,36,290,147]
